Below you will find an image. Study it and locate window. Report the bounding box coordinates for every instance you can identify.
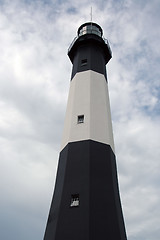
[70,194,79,207]
[79,25,102,37]
[81,59,87,66]
[77,115,84,124]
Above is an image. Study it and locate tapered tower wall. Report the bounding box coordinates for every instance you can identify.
[44,22,127,240]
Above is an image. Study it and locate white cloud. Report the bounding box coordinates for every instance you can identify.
[0,0,160,239]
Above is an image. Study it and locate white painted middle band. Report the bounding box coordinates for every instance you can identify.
[60,70,115,153]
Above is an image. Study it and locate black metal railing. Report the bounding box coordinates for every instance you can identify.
[68,35,112,57]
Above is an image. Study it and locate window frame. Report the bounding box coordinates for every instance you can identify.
[70,194,80,207]
[77,115,84,124]
[81,59,87,66]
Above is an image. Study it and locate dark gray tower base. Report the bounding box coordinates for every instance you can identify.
[44,140,127,240]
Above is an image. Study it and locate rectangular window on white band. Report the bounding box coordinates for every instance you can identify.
[77,115,84,124]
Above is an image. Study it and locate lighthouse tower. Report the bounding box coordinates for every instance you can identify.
[44,22,127,240]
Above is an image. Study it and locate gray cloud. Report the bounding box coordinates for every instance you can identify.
[0,0,160,239]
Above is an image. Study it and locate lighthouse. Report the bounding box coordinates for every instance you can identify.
[44,22,127,240]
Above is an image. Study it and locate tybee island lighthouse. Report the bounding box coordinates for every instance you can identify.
[43,22,127,240]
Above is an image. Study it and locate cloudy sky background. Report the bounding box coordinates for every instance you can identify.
[0,0,160,239]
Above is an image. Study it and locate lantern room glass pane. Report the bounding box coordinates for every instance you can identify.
[79,24,102,37]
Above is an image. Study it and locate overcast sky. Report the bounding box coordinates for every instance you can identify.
[0,0,160,239]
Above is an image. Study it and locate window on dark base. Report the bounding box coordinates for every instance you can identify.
[70,194,80,207]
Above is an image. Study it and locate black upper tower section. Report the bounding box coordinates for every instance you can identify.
[68,22,112,80]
